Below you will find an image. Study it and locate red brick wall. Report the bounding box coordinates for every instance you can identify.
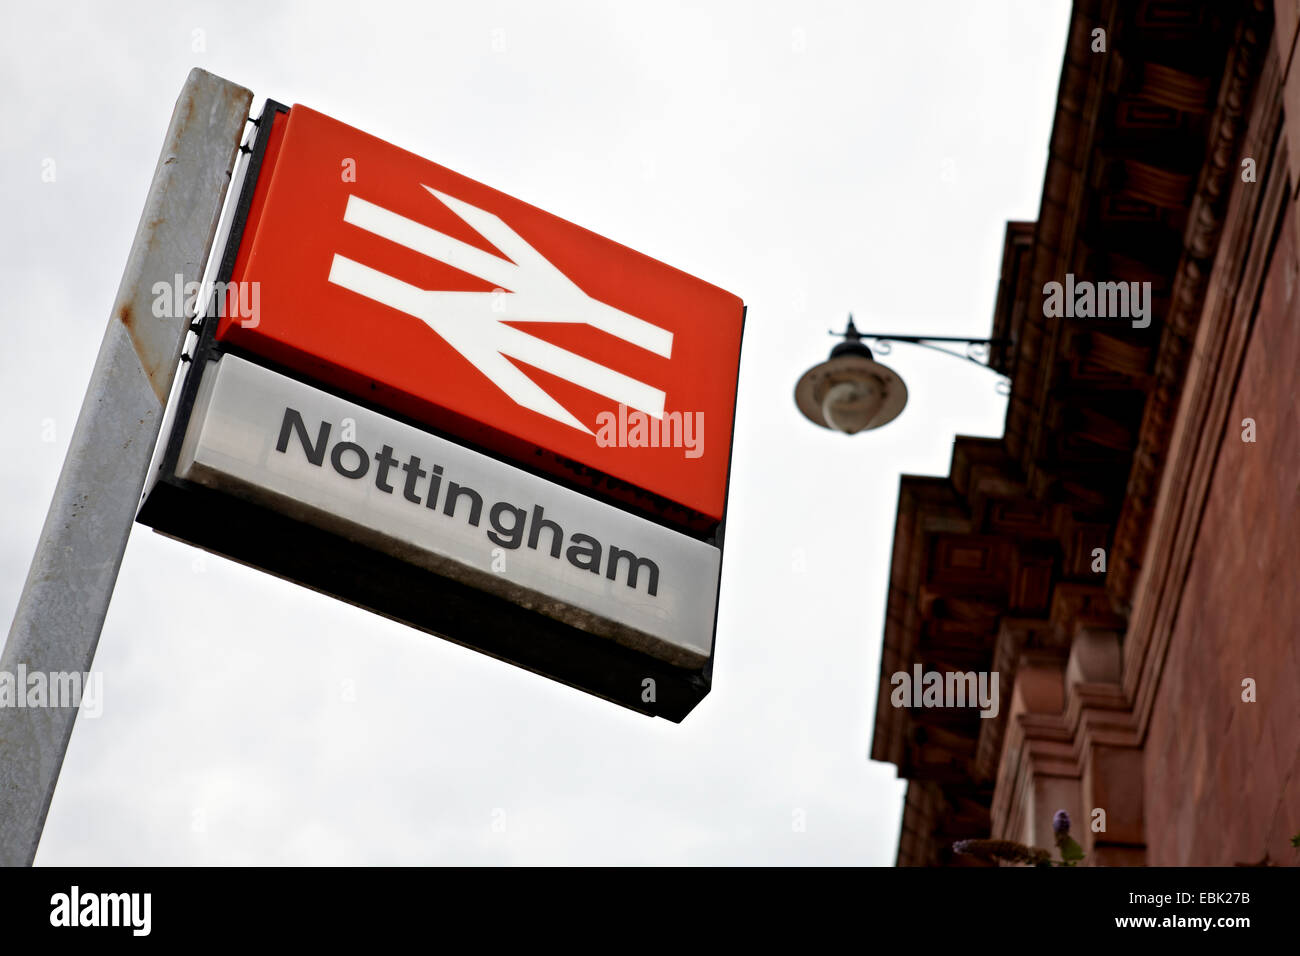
[1143,204,1300,866]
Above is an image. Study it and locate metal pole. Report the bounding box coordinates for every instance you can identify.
[0,69,252,866]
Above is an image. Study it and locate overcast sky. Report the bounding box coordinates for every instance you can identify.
[1,1,1068,864]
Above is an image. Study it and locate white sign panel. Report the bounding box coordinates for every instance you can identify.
[175,355,721,668]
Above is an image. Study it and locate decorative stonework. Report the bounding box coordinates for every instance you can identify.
[1108,1,1272,615]
[873,0,1279,866]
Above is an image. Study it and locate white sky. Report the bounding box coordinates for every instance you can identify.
[0,0,1068,864]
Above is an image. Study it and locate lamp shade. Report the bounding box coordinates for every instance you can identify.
[794,351,908,434]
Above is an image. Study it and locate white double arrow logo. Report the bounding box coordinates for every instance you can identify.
[328,186,673,435]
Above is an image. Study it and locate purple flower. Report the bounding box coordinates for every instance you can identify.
[1053,810,1070,836]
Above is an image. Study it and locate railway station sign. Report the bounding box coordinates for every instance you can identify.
[139,101,745,720]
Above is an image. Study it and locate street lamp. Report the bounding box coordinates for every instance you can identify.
[795,316,1011,434]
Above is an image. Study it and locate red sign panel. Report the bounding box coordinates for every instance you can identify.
[219,106,744,527]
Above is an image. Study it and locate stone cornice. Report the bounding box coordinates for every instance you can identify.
[1120,29,1286,738]
[875,0,1277,866]
[1107,0,1274,614]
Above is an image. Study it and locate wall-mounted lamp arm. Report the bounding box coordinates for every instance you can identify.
[828,316,1013,389]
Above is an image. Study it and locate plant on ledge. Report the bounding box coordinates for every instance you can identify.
[953,810,1086,867]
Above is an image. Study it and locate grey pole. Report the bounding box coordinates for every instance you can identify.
[0,69,252,866]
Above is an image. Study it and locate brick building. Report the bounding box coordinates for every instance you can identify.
[872,0,1300,865]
